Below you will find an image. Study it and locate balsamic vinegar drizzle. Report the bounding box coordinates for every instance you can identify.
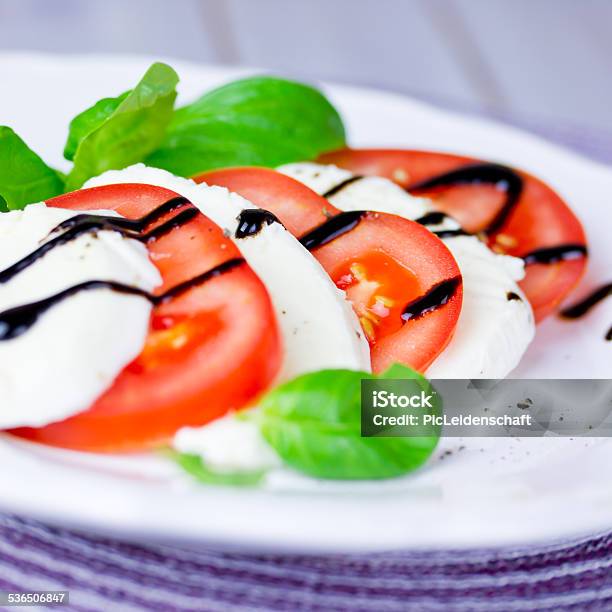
[560,283,612,341]
[310,176,472,324]
[0,195,218,341]
[321,165,523,241]
[299,210,366,251]
[314,163,593,332]
[321,175,364,198]
[432,228,468,239]
[140,208,199,242]
[413,211,467,239]
[235,209,282,239]
[405,162,590,269]
[0,258,245,341]
[561,283,612,318]
[401,277,462,322]
[0,197,195,285]
[408,163,524,235]
[414,211,449,226]
[522,244,588,265]
[299,208,463,325]
[50,196,190,236]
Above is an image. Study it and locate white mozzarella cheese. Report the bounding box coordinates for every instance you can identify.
[0,203,161,428]
[425,236,534,378]
[174,414,280,474]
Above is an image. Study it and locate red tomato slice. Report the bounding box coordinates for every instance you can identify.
[11,183,282,452]
[319,148,588,321]
[197,167,462,373]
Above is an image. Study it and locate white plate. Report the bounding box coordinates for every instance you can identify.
[0,52,610,552]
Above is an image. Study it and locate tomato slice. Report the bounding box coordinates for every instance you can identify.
[197,167,462,373]
[319,148,588,321]
[11,183,282,452]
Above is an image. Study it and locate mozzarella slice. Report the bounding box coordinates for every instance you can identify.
[282,162,433,221]
[279,162,535,378]
[174,414,280,473]
[425,236,533,378]
[86,165,371,380]
[0,203,161,428]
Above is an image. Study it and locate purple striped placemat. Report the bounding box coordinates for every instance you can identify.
[1,514,612,611]
[1,114,611,612]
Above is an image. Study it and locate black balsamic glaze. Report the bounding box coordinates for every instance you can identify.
[300,208,464,324]
[432,228,468,239]
[235,209,282,239]
[0,258,245,341]
[50,196,190,236]
[401,277,462,322]
[299,210,366,251]
[324,181,470,240]
[0,196,208,340]
[321,175,364,198]
[407,163,590,267]
[312,164,593,330]
[0,197,196,285]
[414,209,468,238]
[408,163,523,235]
[312,165,591,328]
[522,244,588,265]
[560,282,612,342]
[560,283,612,318]
[140,208,199,242]
[414,211,449,226]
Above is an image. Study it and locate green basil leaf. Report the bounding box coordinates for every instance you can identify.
[146,76,345,177]
[381,362,425,381]
[259,364,440,480]
[171,451,265,487]
[63,90,130,161]
[0,126,64,210]
[64,62,178,191]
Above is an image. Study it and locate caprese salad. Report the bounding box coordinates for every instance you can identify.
[0,62,595,484]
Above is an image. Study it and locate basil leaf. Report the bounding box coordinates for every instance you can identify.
[63,90,130,161]
[172,452,265,487]
[146,76,345,177]
[259,364,440,480]
[381,362,426,381]
[0,126,64,210]
[64,62,178,191]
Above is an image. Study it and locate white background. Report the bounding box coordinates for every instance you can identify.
[0,0,610,152]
